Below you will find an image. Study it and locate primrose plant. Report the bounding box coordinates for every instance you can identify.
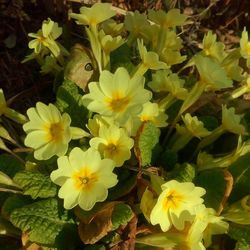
[1,3,250,250]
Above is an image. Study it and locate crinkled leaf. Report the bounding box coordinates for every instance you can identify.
[228,153,250,203]
[169,163,196,182]
[1,195,32,220]
[135,122,160,167]
[10,198,75,246]
[235,240,250,250]
[111,203,133,230]
[13,170,57,199]
[56,79,89,127]
[228,224,250,246]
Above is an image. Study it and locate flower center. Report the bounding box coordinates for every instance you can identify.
[106,92,130,113]
[105,143,118,157]
[46,122,64,143]
[73,168,98,191]
[163,190,184,210]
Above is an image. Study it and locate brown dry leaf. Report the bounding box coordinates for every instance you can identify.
[78,202,119,244]
[21,232,42,250]
[110,214,138,250]
[217,170,234,215]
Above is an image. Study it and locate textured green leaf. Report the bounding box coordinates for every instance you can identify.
[111,203,133,230]
[169,163,196,182]
[10,198,75,246]
[229,224,250,246]
[228,153,250,203]
[135,122,160,167]
[56,79,88,127]
[13,170,57,199]
[235,240,250,250]
[1,195,32,219]
[194,168,226,210]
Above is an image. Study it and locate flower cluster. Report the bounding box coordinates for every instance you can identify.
[11,2,250,249]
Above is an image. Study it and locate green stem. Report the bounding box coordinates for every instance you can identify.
[4,108,28,124]
[178,81,206,116]
[132,63,148,77]
[193,125,225,157]
[158,94,176,110]
[230,85,248,99]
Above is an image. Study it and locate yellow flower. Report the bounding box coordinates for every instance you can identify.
[87,114,115,137]
[136,39,168,76]
[89,124,134,167]
[148,9,187,28]
[150,180,206,232]
[221,105,247,135]
[138,102,168,128]
[50,147,118,210]
[23,102,89,160]
[124,11,152,41]
[202,31,226,61]
[240,27,250,67]
[181,113,211,138]
[82,67,152,125]
[28,18,63,57]
[70,3,115,28]
[148,70,187,100]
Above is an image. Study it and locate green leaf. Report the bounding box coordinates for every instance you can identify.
[1,195,32,220]
[13,170,57,199]
[108,168,137,200]
[228,224,250,246]
[228,153,250,203]
[235,240,250,250]
[10,198,75,246]
[135,122,160,167]
[56,79,88,127]
[111,203,133,230]
[194,169,226,211]
[168,163,196,182]
[0,154,24,177]
[110,43,134,73]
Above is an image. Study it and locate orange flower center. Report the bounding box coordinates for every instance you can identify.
[163,190,184,210]
[73,168,98,191]
[106,92,130,113]
[45,122,64,143]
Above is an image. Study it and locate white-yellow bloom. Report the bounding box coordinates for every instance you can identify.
[28,18,63,57]
[23,102,89,160]
[89,124,134,167]
[240,27,250,67]
[70,3,115,28]
[50,147,118,210]
[150,180,206,232]
[181,113,211,138]
[221,105,247,135]
[82,67,152,125]
[138,102,168,128]
[87,114,115,137]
